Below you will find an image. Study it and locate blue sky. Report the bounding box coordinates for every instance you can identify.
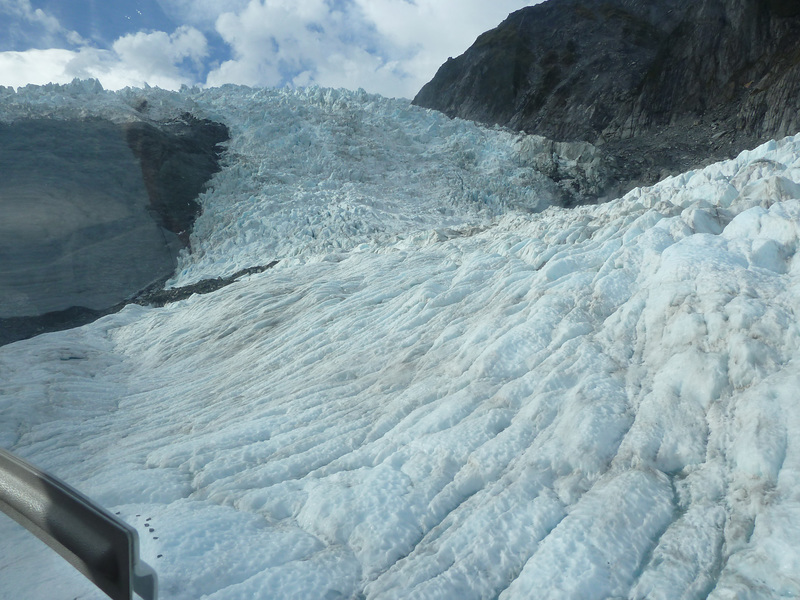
[0,0,543,98]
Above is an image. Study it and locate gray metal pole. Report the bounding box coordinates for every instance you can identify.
[0,448,157,600]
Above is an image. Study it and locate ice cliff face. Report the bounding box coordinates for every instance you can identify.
[414,0,800,196]
[0,82,227,345]
[2,83,800,599]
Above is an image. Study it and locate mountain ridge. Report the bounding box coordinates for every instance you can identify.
[413,0,800,196]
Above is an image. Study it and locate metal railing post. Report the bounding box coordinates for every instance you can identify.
[0,448,157,600]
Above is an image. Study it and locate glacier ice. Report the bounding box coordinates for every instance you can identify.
[2,82,800,599]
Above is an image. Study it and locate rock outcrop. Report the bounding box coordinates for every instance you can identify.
[126,112,229,245]
[413,0,800,195]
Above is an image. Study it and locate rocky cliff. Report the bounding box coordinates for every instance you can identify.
[414,0,800,197]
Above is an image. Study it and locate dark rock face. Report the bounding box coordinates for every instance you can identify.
[0,261,279,347]
[414,0,800,194]
[126,113,229,245]
[0,114,228,346]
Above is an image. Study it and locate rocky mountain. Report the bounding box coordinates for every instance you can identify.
[413,0,800,198]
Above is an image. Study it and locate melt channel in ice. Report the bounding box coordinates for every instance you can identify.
[2,81,800,599]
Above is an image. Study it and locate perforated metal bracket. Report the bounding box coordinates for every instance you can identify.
[0,448,157,600]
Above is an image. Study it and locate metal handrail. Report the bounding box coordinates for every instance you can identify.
[0,448,157,600]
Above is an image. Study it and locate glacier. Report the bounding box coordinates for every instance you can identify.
[1,81,800,599]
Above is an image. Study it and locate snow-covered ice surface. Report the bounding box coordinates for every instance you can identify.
[3,82,800,599]
[166,85,562,287]
[3,80,562,287]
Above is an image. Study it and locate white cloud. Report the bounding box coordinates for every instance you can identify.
[0,0,544,97]
[0,26,208,90]
[207,0,362,89]
[0,49,76,88]
[112,25,208,78]
[0,0,86,47]
[204,0,542,98]
[1,0,59,33]
[354,0,542,91]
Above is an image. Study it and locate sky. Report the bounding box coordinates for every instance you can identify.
[0,0,544,98]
